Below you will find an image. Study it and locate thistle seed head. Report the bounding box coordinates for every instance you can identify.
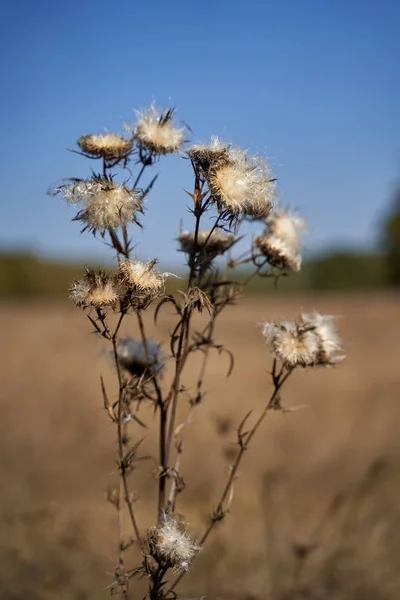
[116,337,165,376]
[261,313,344,369]
[265,208,307,252]
[300,313,345,366]
[118,259,165,296]
[69,268,119,308]
[178,228,235,256]
[133,105,185,155]
[256,207,307,272]
[77,133,133,161]
[255,234,302,272]
[55,176,142,234]
[147,515,201,572]
[187,136,230,171]
[208,148,275,218]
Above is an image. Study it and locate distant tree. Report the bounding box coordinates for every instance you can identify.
[382,186,400,286]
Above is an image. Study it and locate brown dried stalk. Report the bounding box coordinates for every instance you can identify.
[57,112,334,600]
[166,359,292,596]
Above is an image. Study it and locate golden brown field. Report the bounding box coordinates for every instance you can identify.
[1,293,400,600]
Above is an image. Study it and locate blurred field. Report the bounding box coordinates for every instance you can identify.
[1,293,400,599]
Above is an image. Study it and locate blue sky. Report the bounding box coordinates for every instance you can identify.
[0,0,399,267]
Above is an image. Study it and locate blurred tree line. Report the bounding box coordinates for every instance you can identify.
[0,249,391,299]
[1,186,399,298]
[382,185,400,286]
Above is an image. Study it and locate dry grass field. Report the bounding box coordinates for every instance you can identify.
[1,293,400,600]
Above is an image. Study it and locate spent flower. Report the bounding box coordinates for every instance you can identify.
[116,337,165,376]
[77,132,133,161]
[256,234,302,272]
[178,228,235,256]
[69,268,119,308]
[256,208,307,272]
[262,313,344,368]
[208,147,275,218]
[187,136,230,171]
[266,208,307,251]
[147,514,201,571]
[133,105,185,155]
[54,176,142,234]
[118,259,166,296]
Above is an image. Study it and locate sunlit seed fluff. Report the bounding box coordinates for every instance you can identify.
[69,269,119,308]
[78,133,133,160]
[256,234,302,272]
[178,228,235,255]
[187,136,230,170]
[261,313,344,368]
[118,259,165,295]
[69,280,91,307]
[147,515,201,571]
[265,208,307,252]
[133,105,185,154]
[116,337,165,376]
[208,148,275,217]
[62,179,101,205]
[262,321,319,368]
[300,313,344,366]
[60,178,142,233]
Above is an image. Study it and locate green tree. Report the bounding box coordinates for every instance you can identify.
[382,187,400,286]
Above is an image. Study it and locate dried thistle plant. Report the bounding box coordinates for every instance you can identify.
[52,102,344,599]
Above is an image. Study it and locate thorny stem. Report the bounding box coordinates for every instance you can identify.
[133,162,147,188]
[167,348,209,511]
[165,245,268,518]
[167,319,215,512]
[135,310,167,525]
[166,362,292,596]
[103,146,145,560]
[164,171,206,467]
[150,565,168,600]
[112,328,143,552]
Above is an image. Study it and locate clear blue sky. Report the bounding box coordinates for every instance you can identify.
[1,0,399,267]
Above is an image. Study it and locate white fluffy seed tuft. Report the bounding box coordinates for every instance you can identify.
[147,515,201,571]
[208,147,275,218]
[69,269,119,308]
[78,132,133,160]
[56,177,142,233]
[133,105,185,154]
[261,313,344,368]
[256,207,307,272]
[118,259,166,295]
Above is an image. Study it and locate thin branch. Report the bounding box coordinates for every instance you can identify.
[167,319,215,512]
[135,310,167,524]
[166,364,292,596]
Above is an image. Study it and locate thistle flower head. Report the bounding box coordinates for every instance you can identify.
[187,136,230,171]
[301,313,345,365]
[178,228,235,256]
[255,234,302,272]
[262,320,319,368]
[256,207,307,272]
[265,208,307,252]
[118,259,166,296]
[55,176,142,234]
[147,514,201,571]
[116,337,165,376]
[261,313,344,369]
[69,268,119,308]
[77,132,133,161]
[208,147,275,218]
[133,105,185,155]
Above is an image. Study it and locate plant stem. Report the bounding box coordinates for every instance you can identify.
[135,310,167,524]
[166,365,291,596]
